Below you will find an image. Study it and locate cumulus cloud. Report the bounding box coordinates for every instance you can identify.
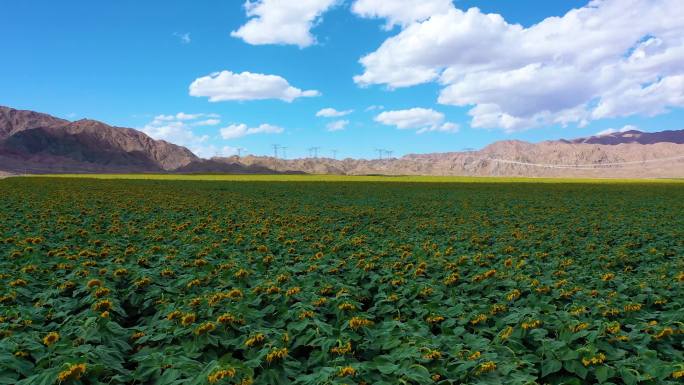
[154,112,206,121]
[192,145,242,158]
[189,71,320,102]
[351,0,453,29]
[213,146,241,157]
[220,123,284,140]
[595,124,639,136]
[193,119,221,126]
[231,0,338,48]
[355,0,684,131]
[142,114,214,158]
[326,120,349,131]
[316,107,353,117]
[592,75,684,119]
[375,108,459,134]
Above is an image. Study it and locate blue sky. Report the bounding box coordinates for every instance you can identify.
[1,0,682,158]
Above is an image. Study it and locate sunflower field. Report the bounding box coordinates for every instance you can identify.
[1,177,683,385]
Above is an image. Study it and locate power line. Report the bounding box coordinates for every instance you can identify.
[331,149,338,160]
[375,148,384,160]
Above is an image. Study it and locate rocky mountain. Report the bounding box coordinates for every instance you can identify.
[0,106,272,174]
[0,106,68,140]
[0,106,202,173]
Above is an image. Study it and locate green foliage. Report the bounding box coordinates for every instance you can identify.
[0,178,683,385]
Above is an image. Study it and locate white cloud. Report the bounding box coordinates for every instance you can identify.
[326,120,349,131]
[174,32,191,44]
[427,122,460,134]
[595,124,639,136]
[231,0,338,48]
[193,119,221,126]
[316,107,353,117]
[220,123,284,140]
[365,105,384,111]
[352,0,453,30]
[155,112,205,121]
[189,71,320,102]
[142,116,209,157]
[375,108,458,134]
[142,113,237,159]
[193,145,242,159]
[175,112,203,120]
[143,121,208,146]
[592,75,684,119]
[216,146,241,157]
[355,0,684,131]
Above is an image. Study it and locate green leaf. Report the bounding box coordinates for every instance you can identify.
[618,368,637,385]
[372,357,400,375]
[401,365,432,385]
[564,360,588,379]
[595,366,613,383]
[541,359,562,377]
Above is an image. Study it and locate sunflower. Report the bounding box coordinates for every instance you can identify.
[195,322,216,335]
[265,347,288,363]
[170,309,190,324]
[58,363,87,382]
[476,361,497,375]
[337,366,356,377]
[207,368,236,383]
[245,333,265,347]
[43,332,60,346]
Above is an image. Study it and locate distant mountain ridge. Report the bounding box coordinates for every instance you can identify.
[1,106,682,178]
[0,106,279,174]
[218,129,684,178]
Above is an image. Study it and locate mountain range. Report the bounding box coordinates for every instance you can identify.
[1,106,682,178]
[0,106,269,174]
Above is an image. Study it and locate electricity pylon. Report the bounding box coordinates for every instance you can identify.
[308,147,321,158]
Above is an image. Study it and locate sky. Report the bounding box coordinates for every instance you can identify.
[1,0,683,159]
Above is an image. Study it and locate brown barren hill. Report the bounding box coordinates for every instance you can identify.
[229,132,684,178]
[0,106,199,173]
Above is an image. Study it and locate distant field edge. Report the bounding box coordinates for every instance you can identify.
[11,173,684,184]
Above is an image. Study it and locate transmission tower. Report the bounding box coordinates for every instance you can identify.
[280,146,288,160]
[385,150,394,159]
[272,144,280,159]
[308,147,321,158]
[331,149,338,160]
[375,148,384,160]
